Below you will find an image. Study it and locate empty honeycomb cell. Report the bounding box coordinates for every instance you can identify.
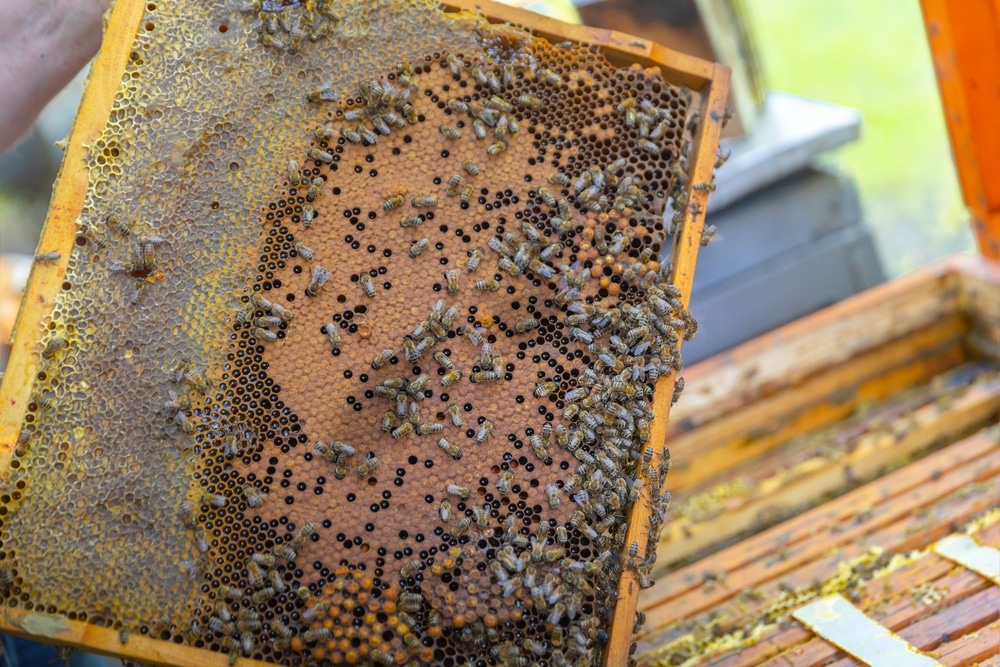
[0,0,724,665]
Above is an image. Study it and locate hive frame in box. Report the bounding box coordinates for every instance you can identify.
[0,0,728,664]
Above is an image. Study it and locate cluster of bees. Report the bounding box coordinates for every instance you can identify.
[181,39,699,666]
[242,0,342,53]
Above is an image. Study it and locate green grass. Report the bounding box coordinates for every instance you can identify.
[743,0,973,275]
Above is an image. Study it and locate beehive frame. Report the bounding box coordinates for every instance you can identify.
[0,0,728,665]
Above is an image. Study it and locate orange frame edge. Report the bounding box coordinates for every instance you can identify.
[920,0,1000,261]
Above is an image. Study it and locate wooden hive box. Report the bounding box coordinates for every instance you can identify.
[635,254,1000,666]
[0,0,729,665]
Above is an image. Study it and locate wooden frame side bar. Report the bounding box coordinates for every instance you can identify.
[0,0,147,459]
[667,254,998,437]
[920,0,1000,260]
[604,63,731,666]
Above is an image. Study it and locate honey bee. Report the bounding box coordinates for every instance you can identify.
[417,422,444,435]
[445,482,471,500]
[530,434,549,461]
[271,618,292,641]
[545,173,571,190]
[383,193,407,210]
[301,203,315,227]
[409,238,430,258]
[436,369,461,386]
[431,351,453,370]
[305,176,324,202]
[370,649,395,666]
[473,118,487,140]
[473,279,500,291]
[464,248,484,274]
[474,418,494,444]
[462,159,480,176]
[306,147,333,164]
[371,348,394,370]
[295,586,311,603]
[534,381,557,397]
[513,318,540,334]
[320,322,341,349]
[293,241,314,260]
[471,370,502,383]
[221,584,244,601]
[672,376,685,405]
[447,174,464,197]
[273,543,297,561]
[300,601,328,622]
[240,484,263,508]
[439,124,461,140]
[305,266,330,297]
[400,558,425,579]
[492,472,516,500]
[376,411,393,433]
[637,138,660,155]
[438,438,462,459]
[34,251,61,263]
[337,126,361,144]
[356,455,381,477]
[694,181,717,192]
[253,315,281,328]
[399,215,423,228]
[392,422,414,439]
[447,98,469,113]
[372,115,391,136]
[302,627,331,643]
[442,268,461,294]
[403,373,428,397]
[446,403,464,427]
[358,125,379,144]
[251,552,276,568]
[536,67,561,84]
[542,483,561,509]
[170,408,193,434]
[487,141,507,155]
[251,587,275,604]
[359,272,376,297]
[439,500,452,522]
[41,335,67,359]
[536,186,558,207]
[451,516,472,537]
[293,522,316,548]
[412,195,438,208]
[514,93,543,110]
[307,86,339,103]
[445,53,463,75]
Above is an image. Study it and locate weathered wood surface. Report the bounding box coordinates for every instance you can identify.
[660,361,1000,569]
[637,425,1000,666]
[668,255,999,442]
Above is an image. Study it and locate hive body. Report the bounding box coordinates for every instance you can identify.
[0,1,726,665]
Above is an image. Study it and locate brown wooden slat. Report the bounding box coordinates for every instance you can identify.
[638,474,1000,665]
[694,555,956,667]
[936,619,1000,666]
[665,316,969,491]
[665,258,977,436]
[641,428,1000,617]
[660,365,1000,566]
[680,520,1000,667]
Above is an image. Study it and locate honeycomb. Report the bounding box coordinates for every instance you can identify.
[0,1,713,665]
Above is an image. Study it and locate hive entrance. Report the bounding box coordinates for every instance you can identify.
[0,1,715,665]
